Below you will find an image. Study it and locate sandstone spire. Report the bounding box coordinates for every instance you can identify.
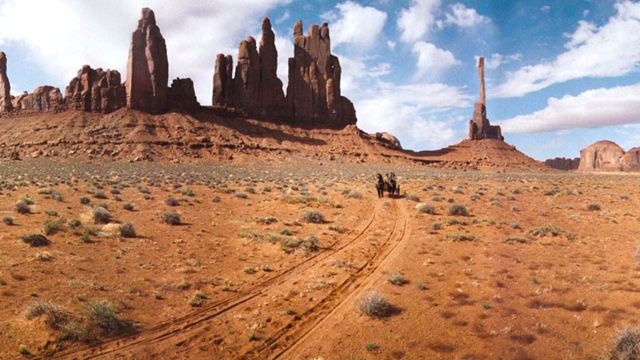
[65,65,125,113]
[468,56,503,141]
[126,7,169,114]
[0,52,12,113]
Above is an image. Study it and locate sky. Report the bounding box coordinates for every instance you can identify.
[0,0,638,160]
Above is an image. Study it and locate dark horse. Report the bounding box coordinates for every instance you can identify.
[375,173,385,198]
[385,173,400,198]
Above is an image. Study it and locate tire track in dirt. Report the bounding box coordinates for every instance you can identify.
[56,200,382,359]
[245,200,409,359]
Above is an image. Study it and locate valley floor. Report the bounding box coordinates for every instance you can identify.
[0,160,638,359]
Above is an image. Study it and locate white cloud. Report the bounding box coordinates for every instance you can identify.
[397,0,441,43]
[387,40,396,50]
[0,0,291,104]
[495,0,640,98]
[480,53,522,70]
[541,5,551,13]
[497,83,640,133]
[412,41,459,79]
[442,3,489,28]
[324,1,387,50]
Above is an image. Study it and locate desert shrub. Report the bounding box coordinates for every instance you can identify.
[122,202,134,211]
[110,189,120,195]
[3,215,14,225]
[448,204,469,216]
[359,290,394,317]
[587,203,601,211]
[346,190,363,199]
[527,225,564,237]
[84,300,134,336]
[431,221,443,231]
[503,236,528,244]
[165,197,180,206]
[328,225,348,233]
[25,300,71,329]
[19,195,35,205]
[256,216,278,225]
[416,203,436,214]
[120,223,136,238]
[445,232,476,241]
[92,206,111,224]
[43,217,66,235]
[14,199,31,214]
[21,234,50,247]
[281,235,320,253]
[212,196,221,203]
[68,219,81,228]
[189,292,207,307]
[80,196,91,205]
[608,326,640,360]
[451,186,464,194]
[234,192,249,199]
[36,251,54,261]
[244,266,257,274]
[301,210,325,224]
[162,211,181,225]
[94,192,107,200]
[388,272,408,285]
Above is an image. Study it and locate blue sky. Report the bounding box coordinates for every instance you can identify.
[0,0,638,160]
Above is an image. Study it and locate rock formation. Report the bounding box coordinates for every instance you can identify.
[0,52,12,113]
[213,17,285,118]
[374,132,402,150]
[286,20,355,127]
[168,78,200,112]
[12,86,63,112]
[544,157,580,170]
[468,57,503,141]
[126,7,168,114]
[578,140,625,171]
[65,65,125,113]
[622,147,640,171]
[212,17,356,127]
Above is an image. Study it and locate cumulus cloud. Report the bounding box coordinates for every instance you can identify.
[0,0,290,104]
[397,0,441,43]
[480,53,522,70]
[324,1,387,50]
[441,3,489,28]
[497,83,640,133]
[495,0,640,98]
[412,41,459,79]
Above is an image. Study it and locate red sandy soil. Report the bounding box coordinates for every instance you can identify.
[0,109,546,172]
[0,161,638,359]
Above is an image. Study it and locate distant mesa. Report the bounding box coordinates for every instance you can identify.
[468,56,503,141]
[13,86,63,112]
[213,17,356,128]
[545,157,580,171]
[579,140,640,172]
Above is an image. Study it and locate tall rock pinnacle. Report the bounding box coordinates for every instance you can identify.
[0,52,12,113]
[468,56,503,141]
[126,7,169,114]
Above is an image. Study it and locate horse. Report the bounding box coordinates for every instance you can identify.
[375,173,385,198]
[384,173,400,198]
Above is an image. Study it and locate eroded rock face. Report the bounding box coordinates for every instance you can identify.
[468,57,503,141]
[545,157,580,171]
[578,140,625,171]
[0,52,12,113]
[65,65,125,113]
[375,132,402,150]
[168,78,200,112]
[12,86,63,112]
[286,20,355,127]
[621,147,640,171]
[213,17,285,118]
[212,17,356,127]
[126,7,168,114]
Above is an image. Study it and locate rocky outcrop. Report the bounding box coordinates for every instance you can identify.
[126,7,168,114]
[545,157,580,170]
[469,57,503,141]
[12,86,63,112]
[578,140,625,171]
[212,17,356,128]
[65,65,125,113]
[0,52,12,113]
[286,20,355,127]
[213,17,285,118]
[621,147,640,171]
[168,78,200,112]
[374,132,402,150]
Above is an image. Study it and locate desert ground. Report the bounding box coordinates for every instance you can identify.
[0,160,638,359]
